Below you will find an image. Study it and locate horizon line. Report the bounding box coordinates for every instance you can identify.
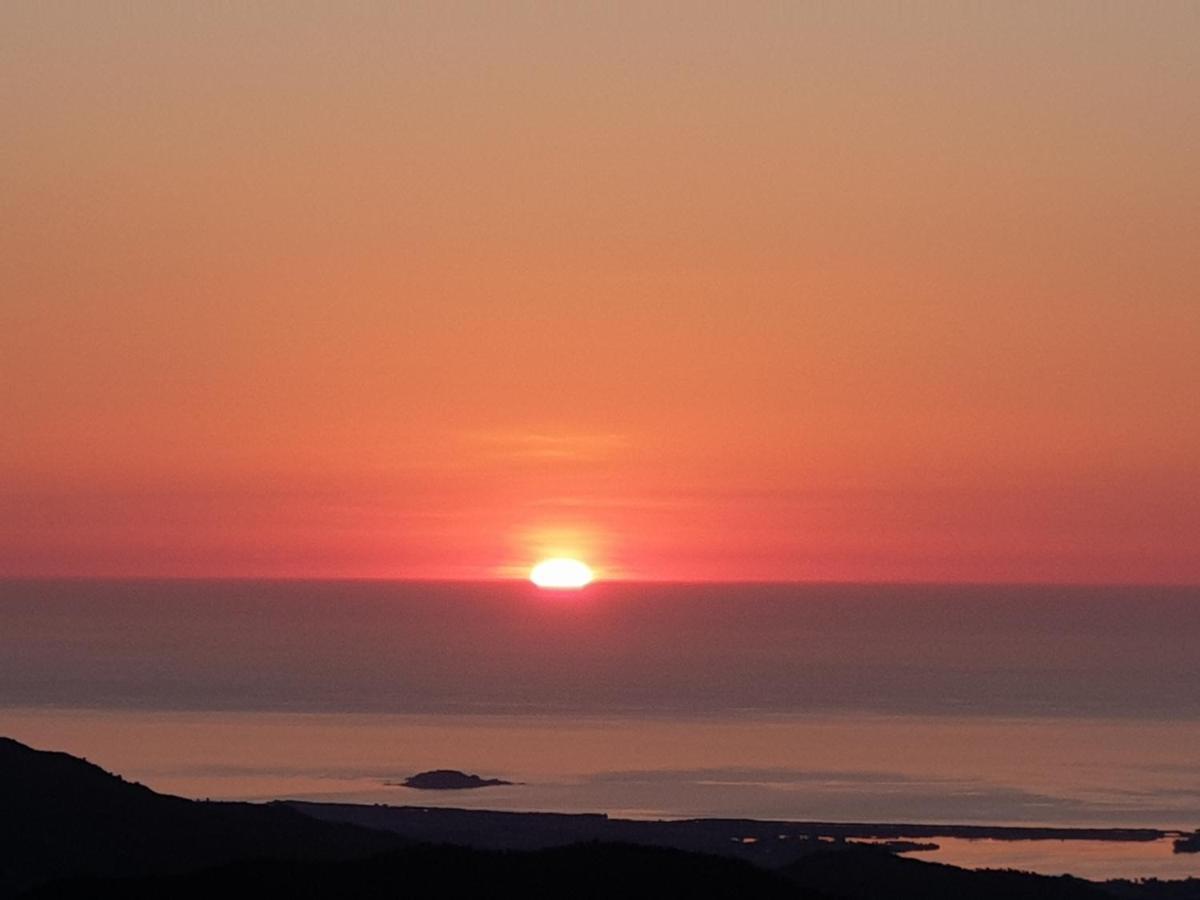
[2,575,1197,589]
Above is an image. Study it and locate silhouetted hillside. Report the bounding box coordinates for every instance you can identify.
[782,845,1111,899]
[0,737,400,897]
[24,843,808,900]
[1105,880,1200,900]
[31,843,1193,900]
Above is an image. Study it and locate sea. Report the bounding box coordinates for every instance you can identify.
[2,579,1198,880]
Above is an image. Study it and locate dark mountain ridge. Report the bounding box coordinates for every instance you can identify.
[0,737,400,897]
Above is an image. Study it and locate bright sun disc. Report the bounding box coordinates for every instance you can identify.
[530,558,594,589]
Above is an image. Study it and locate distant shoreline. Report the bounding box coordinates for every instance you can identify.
[282,799,1190,846]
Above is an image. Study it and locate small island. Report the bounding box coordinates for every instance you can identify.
[393,769,515,790]
[1174,830,1200,854]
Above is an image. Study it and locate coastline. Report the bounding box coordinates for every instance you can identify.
[284,799,1182,844]
[277,801,1200,880]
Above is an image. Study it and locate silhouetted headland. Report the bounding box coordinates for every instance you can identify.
[0,737,400,898]
[283,800,1171,855]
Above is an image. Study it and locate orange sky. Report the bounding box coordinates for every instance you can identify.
[2,3,1197,582]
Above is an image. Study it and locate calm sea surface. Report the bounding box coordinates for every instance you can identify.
[2,579,1198,879]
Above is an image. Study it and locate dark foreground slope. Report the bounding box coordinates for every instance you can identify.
[4,737,1198,900]
[782,847,1111,900]
[36,846,1195,900]
[25,843,807,900]
[0,737,400,897]
[26,843,1154,900]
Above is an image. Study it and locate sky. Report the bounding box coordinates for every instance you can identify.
[2,2,1197,582]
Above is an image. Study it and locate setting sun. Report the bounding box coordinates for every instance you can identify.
[529,558,595,589]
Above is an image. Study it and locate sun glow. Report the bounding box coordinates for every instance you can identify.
[529,558,595,589]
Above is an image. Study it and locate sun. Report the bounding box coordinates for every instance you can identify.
[529,558,595,589]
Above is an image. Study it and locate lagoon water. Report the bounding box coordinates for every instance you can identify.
[2,579,1198,879]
